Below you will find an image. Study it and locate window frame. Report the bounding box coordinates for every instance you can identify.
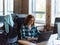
[0,0,14,16]
[29,0,46,24]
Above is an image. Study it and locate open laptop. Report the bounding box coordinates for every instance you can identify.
[37,31,52,42]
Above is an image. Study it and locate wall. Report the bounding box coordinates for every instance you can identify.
[14,0,29,14]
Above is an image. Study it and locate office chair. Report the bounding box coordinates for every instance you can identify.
[53,18,60,34]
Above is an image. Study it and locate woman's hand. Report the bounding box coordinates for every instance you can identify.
[27,37,38,41]
[32,38,38,40]
[27,38,32,41]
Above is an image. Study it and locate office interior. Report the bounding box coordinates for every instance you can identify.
[0,0,60,45]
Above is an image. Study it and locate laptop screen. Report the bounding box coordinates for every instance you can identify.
[37,32,52,42]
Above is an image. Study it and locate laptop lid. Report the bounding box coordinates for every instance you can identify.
[37,32,52,42]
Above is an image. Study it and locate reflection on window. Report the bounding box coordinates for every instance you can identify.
[36,0,46,12]
[0,0,14,16]
[51,0,56,24]
[29,0,46,23]
[35,0,46,23]
[51,0,60,24]
[0,0,3,15]
[6,0,14,15]
[56,0,60,17]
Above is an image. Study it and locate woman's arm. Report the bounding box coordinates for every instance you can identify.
[27,37,38,41]
[20,26,28,39]
[18,40,31,45]
[36,27,40,35]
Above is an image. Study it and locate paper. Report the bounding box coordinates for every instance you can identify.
[53,40,60,45]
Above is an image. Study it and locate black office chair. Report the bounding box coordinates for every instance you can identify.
[0,16,5,22]
[16,17,25,39]
[0,16,9,45]
[53,18,60,34]
[12,15,25,45]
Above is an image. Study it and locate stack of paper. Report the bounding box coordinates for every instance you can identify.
[53,40,60,45]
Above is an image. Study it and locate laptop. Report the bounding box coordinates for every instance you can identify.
[37,31,52,42]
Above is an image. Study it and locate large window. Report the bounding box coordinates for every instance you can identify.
[29,0,46,24]
[35,0,46,23]
[51,0,56,24]
[51,0,60,24]
[29,0,60,25]
[0,0,14,16]
[0,0,3,15]
[55,0,60,17]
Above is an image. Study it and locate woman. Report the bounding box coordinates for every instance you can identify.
[18,14,40,45]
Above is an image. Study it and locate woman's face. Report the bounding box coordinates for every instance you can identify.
[28,18,34,25]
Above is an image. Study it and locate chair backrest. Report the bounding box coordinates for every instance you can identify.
[55,18,60,23]
[7,25,18,38]
[11,14,26,39]
[4,15,18,38]
[53,18,60,34]
[7,25,18,43]
[0,16,5,23]
[16,17,25,39]
[0,16,5,32]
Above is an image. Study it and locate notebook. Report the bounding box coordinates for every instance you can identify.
[53,40,60,45]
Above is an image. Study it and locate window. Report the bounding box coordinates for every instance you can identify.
[5,0,14,15]
[0,0,14,16]
[51,0,56,24]
[29,0,46,24]
[29,0,60,25]
[0,0,3,15]
[55,0,60,17]
[35,0,46,23]
[51,0,60,24]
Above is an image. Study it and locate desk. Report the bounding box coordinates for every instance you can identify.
[47,34,60,45]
